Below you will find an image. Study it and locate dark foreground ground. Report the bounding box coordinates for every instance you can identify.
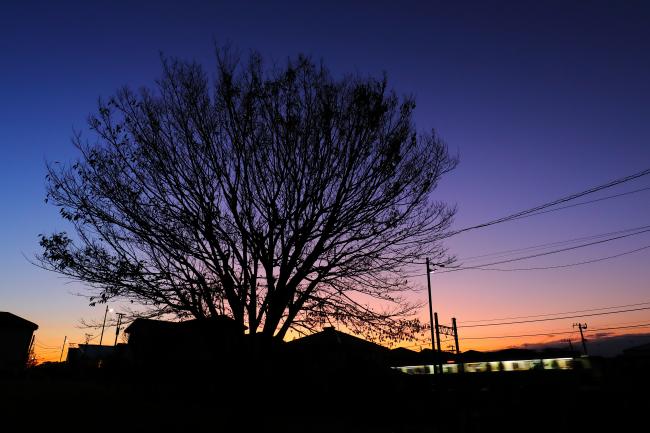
[1,358,648,432]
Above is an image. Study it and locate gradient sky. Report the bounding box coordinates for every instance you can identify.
[2,0,649,361]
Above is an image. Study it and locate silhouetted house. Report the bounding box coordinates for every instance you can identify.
[0,312,38,371]
[285,327,390,372]
[124,316,246,370]
[387,347,424,366]
[66,343,131,368]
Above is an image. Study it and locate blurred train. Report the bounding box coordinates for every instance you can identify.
[393,356,591,375]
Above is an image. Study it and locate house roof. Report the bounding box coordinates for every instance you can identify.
[388,347,454,365]
[286,327,390,353]
[124,315,246,334]
[0,312,38,331]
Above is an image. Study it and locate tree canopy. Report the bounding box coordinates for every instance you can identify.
[39,49,457,344]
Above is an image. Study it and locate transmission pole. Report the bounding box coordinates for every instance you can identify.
[573,323,588,356]
[452,317,460,354]
[434,312,442,373]
[425,258,437,374]
[99,304,113,345]
[114,313,124,346]
[452,317,463,373]
[26,335,35,366]
[59,336,67,362]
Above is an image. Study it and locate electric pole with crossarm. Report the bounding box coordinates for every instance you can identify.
[573,323,588,355]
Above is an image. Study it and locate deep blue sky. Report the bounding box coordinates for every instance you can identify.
[2,1,649,357]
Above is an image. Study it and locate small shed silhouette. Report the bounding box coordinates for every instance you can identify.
[0,312,38,371]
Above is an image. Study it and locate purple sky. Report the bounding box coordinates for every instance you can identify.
[1,1,649,359]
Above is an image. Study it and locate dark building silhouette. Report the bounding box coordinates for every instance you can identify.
[124,316,246,369]
[387,347,425,366]
[0,312,38,371]
[66,343,131,368]
[285,327,390,372]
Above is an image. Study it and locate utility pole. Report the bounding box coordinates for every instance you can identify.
[434,312,442,373]
[114,313,124,346]
[452,317,464,373]
[573,323,588,356]
[59,335,67,362]
[452,317,460,354]
[99,304,111,345]
[425,258,437,374]
[26,335,35,366]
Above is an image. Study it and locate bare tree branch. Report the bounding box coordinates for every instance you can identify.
[37,48,458,345]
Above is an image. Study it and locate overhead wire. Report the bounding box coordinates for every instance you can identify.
[584,322,650,333]
[503,185,650,223]
[448,167,650,237]
[461,330,578,340]
[459,224,650,263]
[458,306,650,328]
[403,225,650,279]
[438,227,650,273]
[461,322,650,341]
[458,244,650,272]
[461,300,650,323]
[406,170,650,274]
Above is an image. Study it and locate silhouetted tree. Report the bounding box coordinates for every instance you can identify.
[38,48,457,345]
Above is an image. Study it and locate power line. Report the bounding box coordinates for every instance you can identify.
[460,244,650,272]
[34,342,61,350]
[461,330,577,340]
[506,186,650,222]
[461,322,650,341]
[458,306,650,328]
[406,171,650,273]
[449,167,650,237]
[439,227,650,273]
[461,300,650,324]
[460,224,650,263]
[403,322,650,347]
[581,317,650,328]
[584,323,650,333]
[403,225,650,279]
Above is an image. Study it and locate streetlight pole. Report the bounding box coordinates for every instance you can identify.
[99,305,113,346]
